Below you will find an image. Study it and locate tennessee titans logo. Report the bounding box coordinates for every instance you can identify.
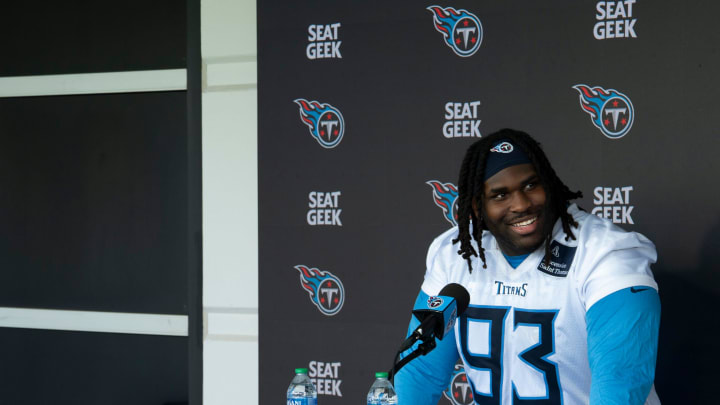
[427,6,483,57]
[443,364,474,405]
[427,180,459,226]
[294,98,345,148]
[294,265,345,316]
[427,296,444,308]
[490,142,514,153]
[572,84,634,139]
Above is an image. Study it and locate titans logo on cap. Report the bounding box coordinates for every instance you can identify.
[490,142,514,153]
[573,85,635,139]
[483,140,532,181]
[294,265,345,316]
[427,180,459,226]
[294,99,345,148]
[443,363,474,405]
[427,6,483,57]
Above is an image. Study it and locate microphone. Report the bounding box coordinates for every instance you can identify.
[389,284,471,380]
[412,283,471,340]
[398,283,470,352]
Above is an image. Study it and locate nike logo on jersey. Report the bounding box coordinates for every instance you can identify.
[630,287,649,293]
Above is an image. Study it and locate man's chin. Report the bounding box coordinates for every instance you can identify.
[507,233,545,255]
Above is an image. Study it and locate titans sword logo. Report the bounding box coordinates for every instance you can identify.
[294,98,345,148]
[427,6,483,57]
[427,180,459,226]
[294,265,345,316]
[443,364,474,405]
[573,84,634,139]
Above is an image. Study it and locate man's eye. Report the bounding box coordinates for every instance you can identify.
[492,193,506,200]
[525,183,536,190]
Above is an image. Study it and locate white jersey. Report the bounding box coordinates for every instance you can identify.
[420,204,660,405]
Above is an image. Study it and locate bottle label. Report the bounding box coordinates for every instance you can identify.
[287,399,317,405]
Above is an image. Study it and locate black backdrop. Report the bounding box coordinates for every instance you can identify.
[0,2,195,404]
[259,1,720,403]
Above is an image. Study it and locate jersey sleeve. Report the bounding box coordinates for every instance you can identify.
[395,230,462,403]
[394,291,460,405]
[586,287,661,405]
[575,219,658,310]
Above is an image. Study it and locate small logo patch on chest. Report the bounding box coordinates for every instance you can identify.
[537,240,577,277]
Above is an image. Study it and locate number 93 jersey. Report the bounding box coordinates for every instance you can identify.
[420,204,659,405]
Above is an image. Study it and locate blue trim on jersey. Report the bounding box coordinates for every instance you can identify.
[512,322,550,400]
[458,305,511,403]
[394,290,459,405]
[586,286,660,405]
[512,309,562,403]
[502,252,530,269]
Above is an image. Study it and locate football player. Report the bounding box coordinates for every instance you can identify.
[395,128,660,405]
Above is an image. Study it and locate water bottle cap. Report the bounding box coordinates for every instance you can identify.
[295,368,309,374]
[375,372,389,378]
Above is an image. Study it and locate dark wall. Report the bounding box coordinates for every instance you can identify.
[0,1,186,77]
[0,92,188,314]
[258,0,720,403]
[0,2,192,404]
[0,329,188,405]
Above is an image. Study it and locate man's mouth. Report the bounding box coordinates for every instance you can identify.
[509,216,539,235]
[511,217,537,227]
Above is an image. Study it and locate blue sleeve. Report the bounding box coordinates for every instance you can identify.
[586,286,661,405]
[394,291,460,405]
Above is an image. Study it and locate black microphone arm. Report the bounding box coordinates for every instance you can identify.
[396,314,437,353]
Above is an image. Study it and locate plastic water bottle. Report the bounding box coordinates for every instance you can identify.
[287,368,317,405]
[366,372,397,404]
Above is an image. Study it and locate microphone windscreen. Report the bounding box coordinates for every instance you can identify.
[438,283,470,315]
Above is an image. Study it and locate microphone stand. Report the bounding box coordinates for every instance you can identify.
[387,327,437,383]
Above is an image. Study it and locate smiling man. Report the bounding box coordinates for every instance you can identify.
[395,129,661,404]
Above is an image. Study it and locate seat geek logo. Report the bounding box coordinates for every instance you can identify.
[308,361,342,397]
[592,186,635,224]
[572,85,634,139]
[294,265,345,316]
[444,101,481,138]
[307,23,342,59]
[428,6,482,57]
[294,99,345,148]
[307,191,342,226]
[594,1,637,39]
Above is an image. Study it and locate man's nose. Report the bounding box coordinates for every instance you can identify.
[509,191,532,213]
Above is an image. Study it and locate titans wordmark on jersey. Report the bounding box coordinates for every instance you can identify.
[421,204,660,404]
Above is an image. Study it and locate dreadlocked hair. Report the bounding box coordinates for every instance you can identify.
[451,128,583,273]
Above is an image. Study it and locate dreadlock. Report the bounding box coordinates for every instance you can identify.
[452,129,583,273]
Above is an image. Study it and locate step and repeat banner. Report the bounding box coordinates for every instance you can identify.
[259,1,720,403]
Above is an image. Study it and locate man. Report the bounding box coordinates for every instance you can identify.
[395,129,661,404]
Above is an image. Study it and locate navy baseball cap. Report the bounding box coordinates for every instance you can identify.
[482,140,532,181]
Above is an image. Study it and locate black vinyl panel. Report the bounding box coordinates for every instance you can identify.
[1,1,186,77]
[0,328,187,405]
[0,92,188,314]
